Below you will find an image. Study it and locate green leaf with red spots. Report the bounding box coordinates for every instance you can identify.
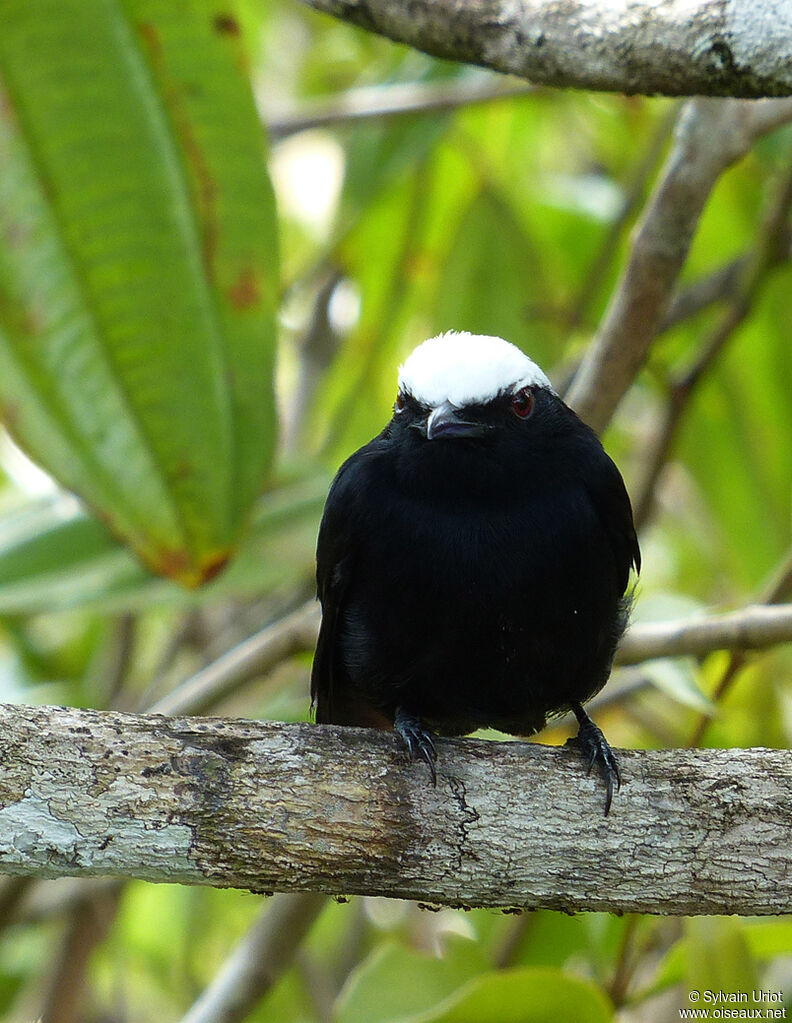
[0,0,277,585]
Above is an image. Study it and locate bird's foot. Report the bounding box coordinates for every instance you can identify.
[567,704,621,816]
[394,707,437,786]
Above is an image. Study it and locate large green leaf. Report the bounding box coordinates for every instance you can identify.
[335,939,487,1023]
[0,0,277,585]
[407,966,614,1023]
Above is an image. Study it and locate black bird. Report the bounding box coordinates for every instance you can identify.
[311,331,640,812]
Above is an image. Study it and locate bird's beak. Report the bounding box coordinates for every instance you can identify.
[424,400,489,441]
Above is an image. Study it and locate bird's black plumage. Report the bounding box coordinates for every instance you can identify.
[311,333,639,811]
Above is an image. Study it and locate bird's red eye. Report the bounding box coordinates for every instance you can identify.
[395,392,406,413]
[511,387,534,419]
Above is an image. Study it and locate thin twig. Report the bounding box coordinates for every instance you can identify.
[492,912,535,969]
[606,914,642,1007]
[283,268,344,454]
[632,161,792,528]
[295,951,337,1023]
[0,876,33,923]
[134,609,207,710]
[662,252,771,333]
[103,613,136,705]
[7,878,123,927]
[264,76,535,138]
[566,104,680,330]
[761,547,792,605]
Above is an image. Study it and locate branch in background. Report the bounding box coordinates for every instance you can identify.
[566,104,680,331]
[146,602,320,717]
[0,876,32,922]
[762,547,792,607]
[38,886,122,1023]
[563,599,792,739]
[661,226,789,333]
[264,76,535,138]
[8,878,122,927]
[146,598,792,717]
[179,894,328,1023]
[321,160,435,455]
[688,546,792,746]
[631,162,792,529]
[566,97,792,434]
[662,255,744,332]
[616,604,792,666]
[139,592,792,751]
[100,613,136,706]
[295,0,792,99]
[282,268,344,455]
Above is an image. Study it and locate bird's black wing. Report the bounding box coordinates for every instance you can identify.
[311,464,356,724]
[310,436,387,725]
[579,437,641,593]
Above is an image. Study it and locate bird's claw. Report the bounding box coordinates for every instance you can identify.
[394,708,438,786]
[568,714,621,816]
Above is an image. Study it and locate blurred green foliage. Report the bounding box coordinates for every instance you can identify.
[0,1,791,1021]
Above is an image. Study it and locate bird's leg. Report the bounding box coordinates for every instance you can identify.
[394,706,438,786]
[568,703,621,815]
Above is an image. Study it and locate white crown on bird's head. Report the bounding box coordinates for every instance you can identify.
[398,331,553,408]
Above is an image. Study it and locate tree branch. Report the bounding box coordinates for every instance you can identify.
[39,886,122,1023]
[3,702,792,915]
[180,893,328,1023]
[566,97,792,433]
[295,0,792,99]
[146,603,320,717]
[631,160,792,529]
[615,603,792,665]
